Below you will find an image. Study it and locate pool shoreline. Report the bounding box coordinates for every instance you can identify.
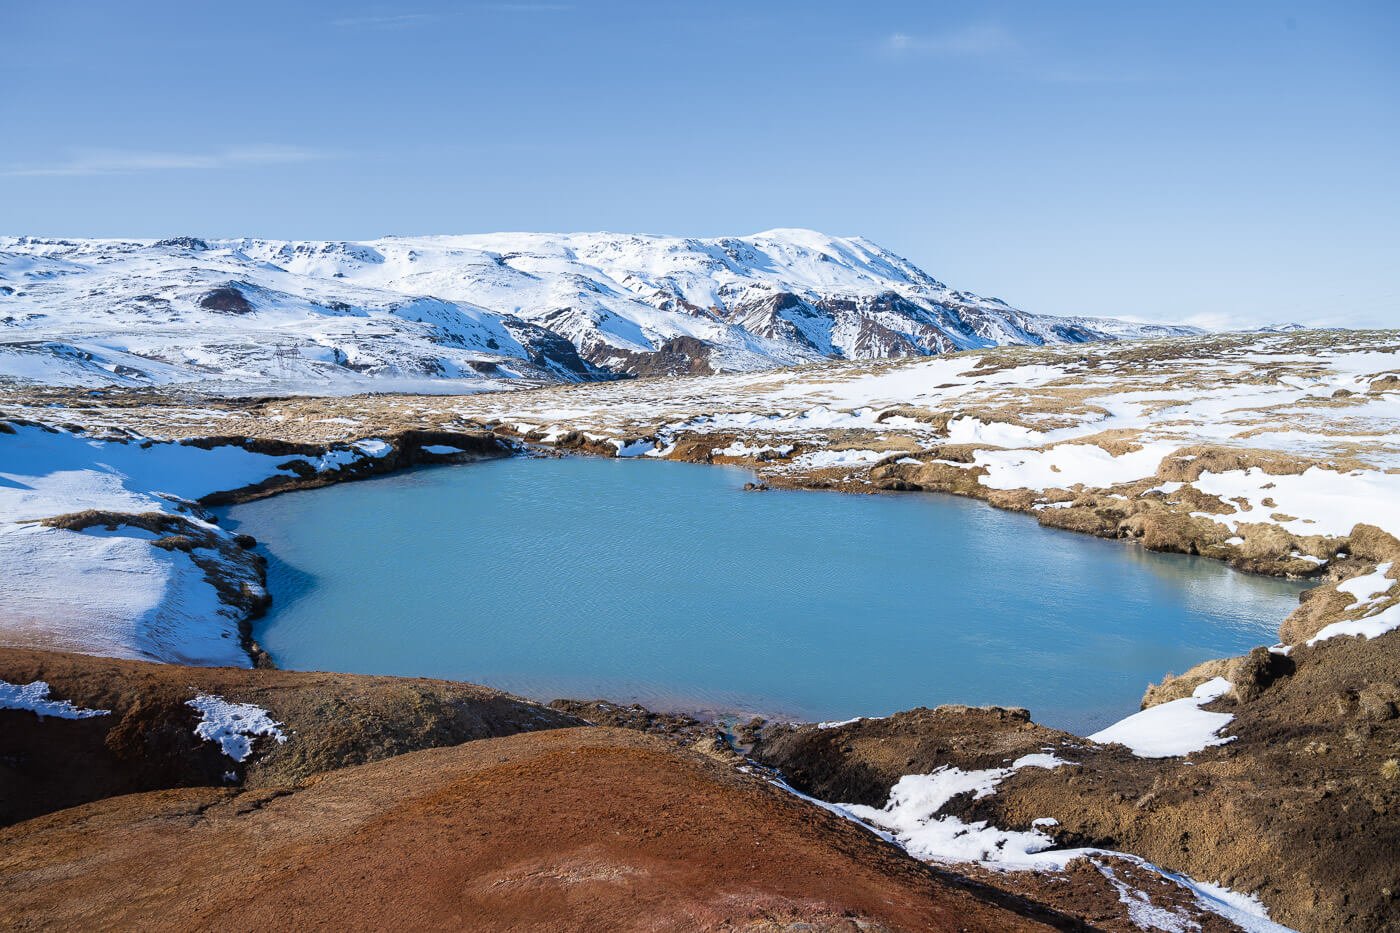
[223,449,1306,735]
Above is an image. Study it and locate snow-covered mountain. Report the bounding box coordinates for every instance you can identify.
[0,230,1197,392]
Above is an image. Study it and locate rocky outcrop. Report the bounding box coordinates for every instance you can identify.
[196,284,253,314]
[501,319,605,378]
[152,236,209,251]
[814,292,959,357]
[595,334,719,377]
[752,706,1071,807]
[1140,646,1294,707]
[546,698,719,745]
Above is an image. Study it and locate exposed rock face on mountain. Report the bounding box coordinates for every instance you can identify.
[0,230,1195,390]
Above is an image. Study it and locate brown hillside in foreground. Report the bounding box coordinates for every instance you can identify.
[0,646,584,825]
[0,727,1068,932]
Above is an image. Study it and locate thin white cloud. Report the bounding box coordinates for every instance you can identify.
[882,24,1016,57]
[1,145,329,178]
[331,13,438,28]
[331,4,569,26]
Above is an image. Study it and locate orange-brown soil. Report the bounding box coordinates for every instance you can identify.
[0,727,1071,932]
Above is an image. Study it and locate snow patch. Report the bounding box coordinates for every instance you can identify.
[946,417,1047,448]
[353,438,393,458]
[1012,752,1072,770]
[816,716,866,729]
[976,442,1178,491]
[713,440,795,459]
[791,448,888,470]
[1088,677,1235,758]
[314,439,392,472]
[1096,861,1199,932]
[610,438,655,457]
[1337,562,1394,609]
[838,753,1074,866]
[187,694,287,762]
[0,679,110,719]
[1307,602,1400,647]
[1192,467,1400,539]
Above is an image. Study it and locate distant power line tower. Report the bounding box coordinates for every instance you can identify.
[272,345,298,381]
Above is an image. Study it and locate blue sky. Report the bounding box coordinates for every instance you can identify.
[3,1,1396,328]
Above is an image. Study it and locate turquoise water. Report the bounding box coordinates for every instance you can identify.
[223,456,1306,733]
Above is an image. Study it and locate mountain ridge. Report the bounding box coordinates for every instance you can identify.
[0,230,1199,392]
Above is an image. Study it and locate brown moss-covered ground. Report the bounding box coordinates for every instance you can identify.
[752,625,1400,932]
[3,649,1271,932]
[2,719,1080,930]
[0,647,582,826]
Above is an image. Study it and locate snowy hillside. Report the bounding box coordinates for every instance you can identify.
[0,231,1196,391]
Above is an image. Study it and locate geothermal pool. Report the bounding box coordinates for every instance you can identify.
[224,456,1306,733]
